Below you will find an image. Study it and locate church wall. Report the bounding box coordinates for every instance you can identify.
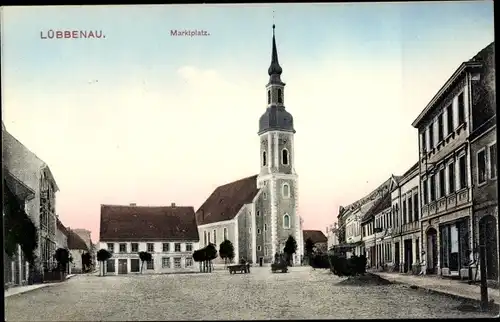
[255,191,273,263]
[237,205,252,263]
[276,132,294,175]
[197,221,237,264]
[275,178,298,252]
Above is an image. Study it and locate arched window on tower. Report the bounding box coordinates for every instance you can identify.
[282,148,289,165]
[277,88,283,104]
[262,151,267,166]
[282,183,290,198]
[267,90,271,105]
[283,214,290,229]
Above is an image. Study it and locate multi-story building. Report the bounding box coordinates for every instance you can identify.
[326,223,340,250]
[196,25,304,266]
[67,230,89,274]
[390,163,421,274]
[56,218,69,250]
[99,203,200,274]
[2,124,59,273]
[468,42,497,281]
[412,42,494,278]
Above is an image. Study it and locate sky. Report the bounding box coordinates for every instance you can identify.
[1,2,495,243]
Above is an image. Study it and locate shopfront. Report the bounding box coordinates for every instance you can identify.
[439,218,470,276]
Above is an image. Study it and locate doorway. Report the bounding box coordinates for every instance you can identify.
[130,259,140,273]
[479,215,498,280]
[394,242,400,271]
[426,228,438,274]
[118,259,128,274]
[259,257,263,267]
[404,239,413,273]
[106,259,115,274]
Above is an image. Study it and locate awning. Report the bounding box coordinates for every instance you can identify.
[3,169,35,201]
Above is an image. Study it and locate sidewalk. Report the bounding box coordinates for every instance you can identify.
[371,271,500,305]
[5,274,76,298]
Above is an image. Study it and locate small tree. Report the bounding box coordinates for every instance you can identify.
[284,235,298,266]
[219,240,235,268]
[96,249,112,276]
[204,244,218,272]
[53,248,70,274]
[193,249,204,272]
[138,251,152,274]
[81,252,92,273]
[305,238,315,264]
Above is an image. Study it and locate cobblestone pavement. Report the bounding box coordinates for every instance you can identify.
[5,266,497,321]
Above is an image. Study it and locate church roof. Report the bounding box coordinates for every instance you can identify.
[303,230,327,244]
[196,175,260,226]
[99,204,199,242]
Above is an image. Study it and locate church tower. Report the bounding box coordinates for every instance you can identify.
[257,25,303,264]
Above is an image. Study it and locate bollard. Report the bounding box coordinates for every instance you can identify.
[479,245,488,311]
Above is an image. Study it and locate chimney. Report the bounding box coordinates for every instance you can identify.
[171,202,176,207]
[130,203,136,206]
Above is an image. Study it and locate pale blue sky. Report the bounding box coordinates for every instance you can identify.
[2,2,495,241]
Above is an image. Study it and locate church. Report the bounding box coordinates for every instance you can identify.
[195,25,304,266]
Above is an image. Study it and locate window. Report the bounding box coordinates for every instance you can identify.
[420,131,426,153]
[257,211,260,217]
[185,257,193,267]
[174,243,181,252]
[257,228,261,234]
[282,183,290,198]
[458,155,467,189]
[446,104,453,135]
[267,90,271,104]
[107,243,114,253]
[277,88,283,104]
[408,196,413,222]
[264,224,267,231]
[213,230,217,245]
[162,257,170,268]
[413,193,419,221]
[457,92,465,125]
[282,149,289,165]
[207,232,211,244]
[283,214,290,229]
[489,143,497,179]
[439,168,446,198]
[163,243,170,252]
[257,245,262,251]
[223,228,228,240]
[174,258,181,268]
[186,243,193,252]
[262,151,267,167]
[430,175,436,202]
[402,200,407,224]
[437,114,444,142]
[477,149,487,184]
[131,243,138,253]
[263,192,267,200]
[428,123,434,149]
[265,247,268,256]
[448,162,455,194]
[147,243,154,252]
[204,231,207,245]
[119,243,126,253]
[147,259,154,270]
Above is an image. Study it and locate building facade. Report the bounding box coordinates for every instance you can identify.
[412,42,494,278]
[56,218,69,250]
[99,203,200,274]
[303,230,328,253]
[326,223,340,250]
[196,25,304,266]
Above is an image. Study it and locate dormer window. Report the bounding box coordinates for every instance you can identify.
[277,88,283,104]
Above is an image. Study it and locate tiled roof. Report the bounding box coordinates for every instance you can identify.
[196,175,260,226]
[303,230,327,244]
[67,230,89,251]
[100,205,199,242]
[56,218,69,237]
[361,192,392,224]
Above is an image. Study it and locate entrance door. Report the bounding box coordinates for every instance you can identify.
[394,242,400,271]
[106,259,115,274]
[479,215,498,280]
[404,239,413,273]
[426,228,438,274]
[259,257,263,267]
[118,259,128,274]
[130,259,140,273]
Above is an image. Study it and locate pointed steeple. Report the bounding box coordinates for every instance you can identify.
[268,24,283,76]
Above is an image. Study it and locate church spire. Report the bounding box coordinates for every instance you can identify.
[268,24,283,76]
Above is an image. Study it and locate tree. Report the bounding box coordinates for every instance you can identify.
[284,235,298,266]
[96,249,112,276]
[305,238,315,265]
[53,248,70,273]
[138,251,152,274]
[219,240,235,268]
[204,243,218,272]
[192,249,204,272]
[81,252,92,272]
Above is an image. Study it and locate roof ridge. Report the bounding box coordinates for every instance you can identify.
[217,174,258,188]
[2,128,47,167]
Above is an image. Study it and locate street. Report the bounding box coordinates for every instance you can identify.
[5,266,496,320]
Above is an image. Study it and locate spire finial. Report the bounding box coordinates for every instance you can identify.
[268,21,282,76]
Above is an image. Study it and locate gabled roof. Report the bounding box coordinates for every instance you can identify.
[67,230,89,251]
[303,230,327,244]
[361,192,392,224]
[56,218,69,237]
[196,175,260,226]
[100,205,199,242]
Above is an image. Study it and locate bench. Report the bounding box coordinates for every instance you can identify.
[228,264,250,274]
